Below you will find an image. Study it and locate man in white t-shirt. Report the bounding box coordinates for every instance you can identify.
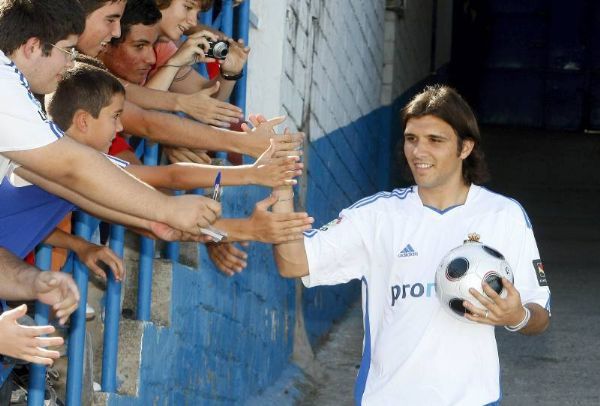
[271,85,551,405]
[0,0,220,240]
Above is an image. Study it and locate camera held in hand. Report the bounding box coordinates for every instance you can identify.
[204,40,229,60]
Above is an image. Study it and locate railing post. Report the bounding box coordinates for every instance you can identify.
[101,224,125,392]
[27,245,52,406]
[137,142,158,321]
[232,0,250,113]
[66,212,93,406]
[221,0,234,36]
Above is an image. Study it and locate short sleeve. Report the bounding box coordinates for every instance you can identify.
[0,61,63,178]
[302,209,369,287]
[148,41,179,78]
[504,215,551,313]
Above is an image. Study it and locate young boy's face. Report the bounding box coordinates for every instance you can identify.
[81,93,125,153]
[77,0,126,57]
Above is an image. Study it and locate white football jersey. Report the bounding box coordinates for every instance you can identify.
[303,185,551,406]
[0,50,64,179]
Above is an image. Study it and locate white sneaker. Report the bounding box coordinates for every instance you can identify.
[85,304,95,320]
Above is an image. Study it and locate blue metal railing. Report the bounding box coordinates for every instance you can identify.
[65,213,93,405]
[101,224,125,392]
[27,245,52,406]
[27,1,250,404]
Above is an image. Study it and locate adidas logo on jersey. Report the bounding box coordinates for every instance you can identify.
[397,244,418,257]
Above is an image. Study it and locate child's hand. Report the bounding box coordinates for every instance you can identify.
[75,242,125,282]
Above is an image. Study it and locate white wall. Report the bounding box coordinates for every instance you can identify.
[246,0,288,119]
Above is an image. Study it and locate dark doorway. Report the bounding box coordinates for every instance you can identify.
[450,0,600,131]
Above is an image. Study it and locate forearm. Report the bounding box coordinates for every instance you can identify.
[212,218,253,242]
[123,81,180,112]
[6,138,170,223]
[43,228,88,255]
[16,167,156,231]
[271,187,309,278]
[0,248,39,300]
[145,65,180,91]
[208,76,236,101]
[519,303,550,336]
[121,103,254,153]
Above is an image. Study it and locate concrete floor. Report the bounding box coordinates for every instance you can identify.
[295,127,600,405]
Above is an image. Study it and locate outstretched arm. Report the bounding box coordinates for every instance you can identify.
[213,194,313,243]
[270,186,311,278]
[121,102,300,158]
[5,136,220,234]
[126,137,303,190]
[14,166,208,243]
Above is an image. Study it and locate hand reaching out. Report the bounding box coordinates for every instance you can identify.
[178,82,243,126]
[74,242,125,282]
[247,195,314,243]
[251,139,304,187]
[0,304,64,365]
[207,241,249,276]
[33,272,80,325]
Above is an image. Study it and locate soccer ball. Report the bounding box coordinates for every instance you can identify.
[435,235,514,322]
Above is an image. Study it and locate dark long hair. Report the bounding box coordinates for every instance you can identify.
[400,84,489,185]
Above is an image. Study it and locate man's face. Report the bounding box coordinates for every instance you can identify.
[28,35,79,94]
[81,93,125,153]
[77,0,126,57]
[159,0,201,41]
[101,23,159,84]
[403,115,474,191]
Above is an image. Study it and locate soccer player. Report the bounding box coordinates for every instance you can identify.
[271,85,551,405]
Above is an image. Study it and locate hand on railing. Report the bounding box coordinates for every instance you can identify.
[34,272,80,325]
[206,241,249,276]
[0,304,63,365]
[72,241,125,282]
[176,82,244,126]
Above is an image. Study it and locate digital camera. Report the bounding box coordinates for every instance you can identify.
[205,40,229,60]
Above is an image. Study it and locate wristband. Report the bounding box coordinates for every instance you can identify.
[220,66,243,80]
[504,306,531,332]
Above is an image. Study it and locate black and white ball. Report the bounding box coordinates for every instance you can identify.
[435,239,513,322]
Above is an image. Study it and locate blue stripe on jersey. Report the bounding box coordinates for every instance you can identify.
[508,197,533,229]
[481,187,533,229]
[423,203,462,215]
[104,154,129,168]
[303,229,318,238]
[354,277,371,405]
[349,187,413,210]
[303,188,413,239]
[545,293,552,313]
[48,121,65,139]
